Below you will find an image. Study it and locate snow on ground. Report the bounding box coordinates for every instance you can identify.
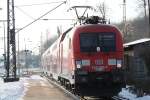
[0,77,26,100]
[30,75,45,80]
[0,75,45,100]
[119,87,150,100]
[0,75,150,100]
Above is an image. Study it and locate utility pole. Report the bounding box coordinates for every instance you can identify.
[148,0,150,37]
[24,38,29,75]
[3,22,6,74]
[144,0,147,20]
[40,32,43,54]
[143,0,149,37]
[123,0,127,42]
[40,33,43,71]
[0,9,7,73]
[17,30,20,76]
[4,0,19,82]
[25,45,28,75]
[46,29,49,50]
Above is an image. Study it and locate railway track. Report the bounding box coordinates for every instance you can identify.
[112,96,129,100]
[42,74,128,100]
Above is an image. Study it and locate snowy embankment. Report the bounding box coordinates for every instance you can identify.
[0,75,150,100]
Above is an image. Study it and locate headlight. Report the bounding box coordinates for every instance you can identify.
[77,64,81,68]
[117,60,122,68]
[75,59,90,68]
[75,60,82,68]
[108,59,116,65]
[82,60,90,66]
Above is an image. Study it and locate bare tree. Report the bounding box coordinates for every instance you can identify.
[96,2,108,20]
[138,0,147,18]
[137,0,150,37]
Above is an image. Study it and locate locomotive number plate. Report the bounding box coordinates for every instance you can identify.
[95,66,104,71]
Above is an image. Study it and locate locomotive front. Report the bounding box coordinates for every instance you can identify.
[72,24,125,97]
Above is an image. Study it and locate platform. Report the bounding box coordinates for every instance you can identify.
[23,75,74,100]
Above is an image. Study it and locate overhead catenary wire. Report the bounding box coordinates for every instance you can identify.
[16,1,67,33]
[15,6,35,20]
[15,1,66,7]
[40,18,75,21]
[14,1,68,21]
[15,5,74,22]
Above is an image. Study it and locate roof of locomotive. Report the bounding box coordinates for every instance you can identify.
[42,24,122,57]
[71,24,122,37]
[75,24,120,31]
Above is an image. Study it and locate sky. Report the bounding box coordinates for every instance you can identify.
[0,0,141,55]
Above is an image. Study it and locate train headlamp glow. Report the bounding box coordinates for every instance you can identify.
[75,59,90,68]
[82,60,90,66]
[77,64,81,68]
[108,59,116,65]
[117,60,122,68]
[75,60,82,68]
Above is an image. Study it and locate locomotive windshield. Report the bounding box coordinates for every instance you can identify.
[80,33,116,52]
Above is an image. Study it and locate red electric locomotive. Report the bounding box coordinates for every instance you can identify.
[41,16,125,98]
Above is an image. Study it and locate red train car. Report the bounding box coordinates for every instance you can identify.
[41,16,125,98]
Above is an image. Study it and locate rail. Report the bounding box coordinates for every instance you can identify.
[112,96,129,100]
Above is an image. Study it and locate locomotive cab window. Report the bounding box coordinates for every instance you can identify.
[80,32,116,52]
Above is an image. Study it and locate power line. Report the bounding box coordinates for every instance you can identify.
[40,18,75,21]
[15,1,66,7]
[15,7,74,22]
[16,1,66,33]
[15,1,69,22]
[15,6,35,20]
[0,20,7,22]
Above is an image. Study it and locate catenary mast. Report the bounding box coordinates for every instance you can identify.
[4,0,19,82]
